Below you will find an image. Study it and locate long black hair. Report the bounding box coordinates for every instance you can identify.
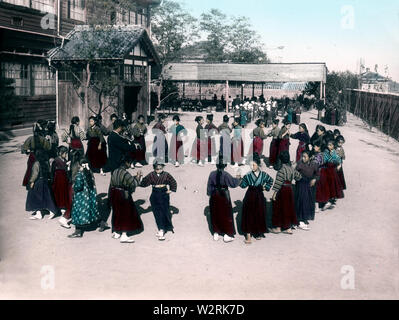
[80,158,95,190]
[216,159,227,187]
[70,116,80,139]
[36,149,50,180]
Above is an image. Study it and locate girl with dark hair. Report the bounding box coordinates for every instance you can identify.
[51,146,71,221]
[68,158,100,238]
[21,121,51,187]
[218,115,232,164]
[26,149,59,220]
[86,116,107,175]
[333,129,341,140]
[140,162,178,241]
[109,155,143,243]
[131,115,148,168]
[205,114,219,165]
[310,125,327,151]
[335,135,347,190]
[169,115,187,167]
[291,123,310,163]
[295,150,318,230]
[240,154,274,244]
[47,121,59,159]
[277,120,292,157]
[153,114,169,164]
[231,117,244,168]
[251,119,268,159]
[61,116,86,158]
[310,141,324,213]
[207,160,241,243]
[267,119,280,168]
[271,151,302,235]
[191,116,206,166]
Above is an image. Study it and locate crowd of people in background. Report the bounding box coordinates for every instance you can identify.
[21,96,347,245]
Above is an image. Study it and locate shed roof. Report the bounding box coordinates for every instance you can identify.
[48,25,159,65]
[164,63,327,83]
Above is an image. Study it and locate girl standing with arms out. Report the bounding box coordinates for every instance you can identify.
[231,118,244,168]
[152,114,168,164]
[295,151,318,231]
[251,119,268,159]
[191,116,206,167]
[271,151,302,235]
[291,123,310,163]
[62,116,86,158]
[26,149,59,220]
[132,115,148,168]
[240,154,274,245]
[140,162,178,241]
[51,146,71,222]
[22,121,51,187]
[86,116,107,175]
[267,119,280,169]
[207,160,241,243]
[169,115,187,167]
[68,158,100,238]
[335,135,347,191]
[109,155,143,244]
[277,120,292,157]
[205,114,218,165]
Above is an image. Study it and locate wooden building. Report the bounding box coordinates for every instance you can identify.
[163,62,328,110]
[0,0,160,130]
[48,24,159,129]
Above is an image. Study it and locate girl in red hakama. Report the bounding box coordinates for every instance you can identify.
[109,156,143,243]
[335,135,347,190]
[51,146,71,215]
[61,116,86,158]
[86,116,107,174]
[207,160,241,242]
[277,121,292,157]
[191,116,206,166]
[251,119,267,158]
[271,151,302,235]
[267,119,280,168]
[290,123,310,163]
[240,155,274,244]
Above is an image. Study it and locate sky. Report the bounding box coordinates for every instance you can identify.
[180,0,399,81]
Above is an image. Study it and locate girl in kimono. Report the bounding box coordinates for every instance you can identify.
[310,141,324,213]
[318,140,344,211]
[169,116,187,167]
[291,123,310,163]
[22,121,51,187]
[267,119,280,168]
[240,154,274,245]
[140,162,178,241]
[207,160,241,243]
[251,119,268,159]
[86,116,107,175]
[295,151,318,231]
[62,116,86,158]
[26,149,59,220]
[310,125,327,151]
[51,146,71,220]
[131,115,148,168]
[205,114,218,165]
[271,151,302,235]
[109,155,143,244]
[218,115,232,164]
[152,114,168,164]
[47,121,59,159]
[335,135,347,191]
[277,120,291,157]
[231,118,244,168]
[191,116,206,166]
[68,158,100,238]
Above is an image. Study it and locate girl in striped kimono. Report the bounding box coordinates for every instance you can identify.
[251,119,268,159]
[207,160,241,243]
[169,116,187,167]
[271,151,302,235]
[140,162,178,241]
[109,155,143,244]
[86,116,107,175]
[62,116,86,159]
[291,123,310,163]
[240,155,274,245]
[277,120,291,157]
[267,119,280,168]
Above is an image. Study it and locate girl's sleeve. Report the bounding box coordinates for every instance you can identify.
[294,169,302,181]
[272,170,284,193]
[167,173,177,193]
[79,128,86,141]
[140,173,152,188]
[226,172,240,189]
[240,175,249,189]
[29,162,40,184]
[262,173,274,192]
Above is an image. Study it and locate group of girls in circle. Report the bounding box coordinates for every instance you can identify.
[206,119,347,244]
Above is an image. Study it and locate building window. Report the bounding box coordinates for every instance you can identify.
[3,0,55,13]
[1,62,55,96]
[68,0,85,22]
[116,9,128,25]
[124,65,146,83]
[11,17,24,26]
[129,10,136,25]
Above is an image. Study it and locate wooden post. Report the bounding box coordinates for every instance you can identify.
[241,84,244,101]
[182,81,185,99]
[323,82,326,104]
[262,83,264,96]
[199,81,202,101]
[252,83,255,98]
[226,80,229,113]
[320,82,323,103]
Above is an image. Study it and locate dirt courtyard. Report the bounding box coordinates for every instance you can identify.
[0,109,398,300]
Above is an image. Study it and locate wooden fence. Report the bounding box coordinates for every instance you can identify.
[344,89,399,141]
